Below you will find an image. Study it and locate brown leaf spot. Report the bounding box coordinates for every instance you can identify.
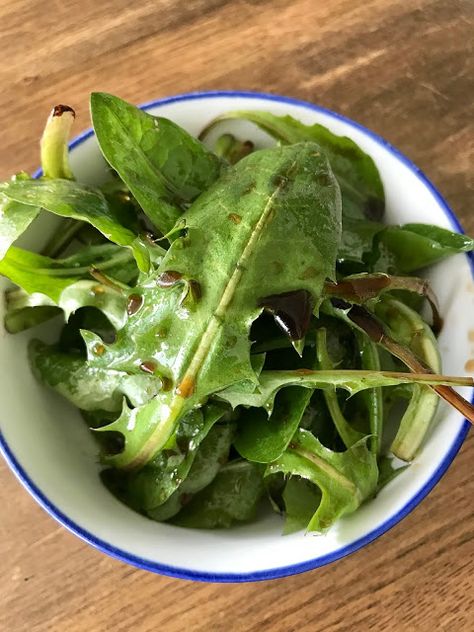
[296,368,315,375]
[299,266,318,280]
[228,213,242,224]
[259,290,313,340]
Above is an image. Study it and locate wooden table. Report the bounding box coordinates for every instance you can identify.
[1,1,473,630]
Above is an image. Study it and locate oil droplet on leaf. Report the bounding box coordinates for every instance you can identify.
[157,270,183,287]
[93,343,106,356]
[127,293,143,315]
[188,280,201,302]
[140,360,157,374]
[176,376,195,398]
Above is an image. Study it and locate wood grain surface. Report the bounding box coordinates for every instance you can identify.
[1,1,473,630]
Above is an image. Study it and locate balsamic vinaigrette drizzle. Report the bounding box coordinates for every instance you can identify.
[258,289,314,341]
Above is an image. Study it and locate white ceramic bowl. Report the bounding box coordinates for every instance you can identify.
[1,91,472,582]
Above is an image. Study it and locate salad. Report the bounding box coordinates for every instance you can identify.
[1,93,473,533]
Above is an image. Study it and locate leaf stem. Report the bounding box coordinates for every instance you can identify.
[355,331,383,454]
[41,218,84,257]
[32,249,132,277]
[316,329,366,449]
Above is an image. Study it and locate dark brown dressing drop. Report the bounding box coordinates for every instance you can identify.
[139,360,157,374]
[258,289,313,340]
[127,293,143,316]
[188,280,202,301]
[157,270,183,288]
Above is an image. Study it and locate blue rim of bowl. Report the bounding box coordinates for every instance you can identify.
[1,90,472,583]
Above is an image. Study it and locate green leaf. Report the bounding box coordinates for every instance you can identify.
[234,350,319,464]
[200,110,385,226]
[0,247,79,301]
[171,460,265,528]
[180,423,234,494]
[214,133,254,165]
[337,217,383,263]
[4,305,61,333]
[315,328,365,449]
[60,281,128,329]
[267,428,378,532]
[0,178,150,272]
[0,175,41,261]
[90,92,222,234]
[376,455,409,492]
[1,247,132,330]
[234,385,314,463]
[216,368,468,410]
[29,340,161,412]
[281,476,322,534]
[148,422,235,521]
[87,142,342,469]
[101,404,228,516]
[374,298,440,461]
[377,224,474,272]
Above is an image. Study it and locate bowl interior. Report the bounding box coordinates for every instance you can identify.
[0,92,472,581]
